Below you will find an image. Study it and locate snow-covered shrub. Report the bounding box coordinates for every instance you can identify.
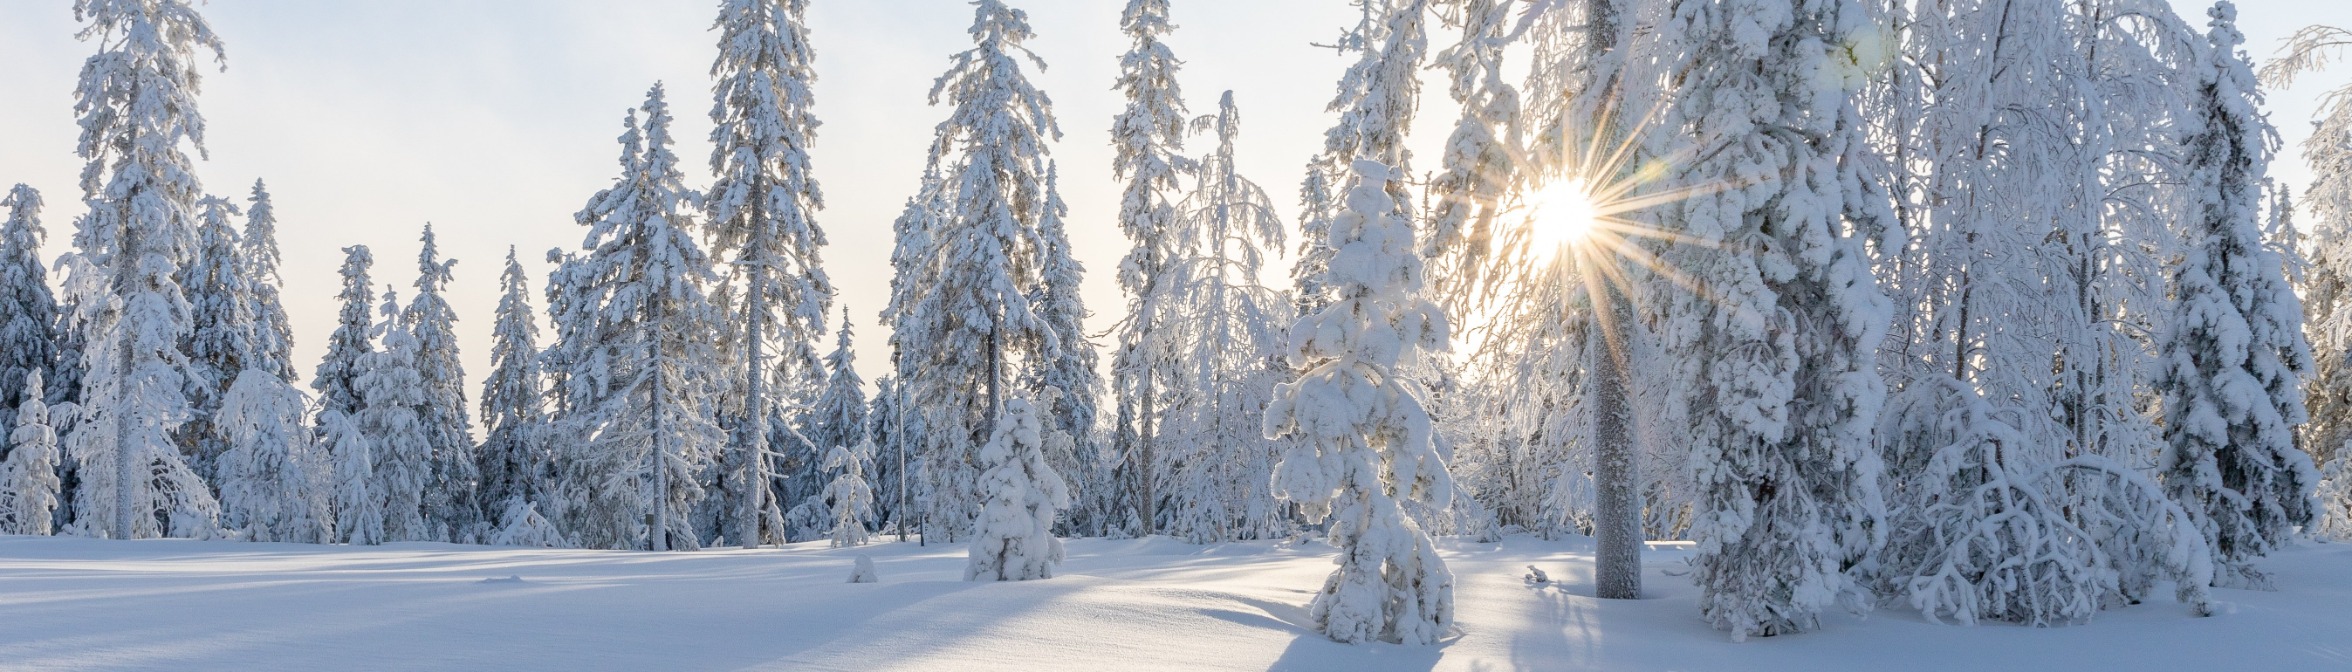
[824,439,877,548]
[850,554,879,584]
[216,369,331,543]
[966,395,1071,582]
[488,497,568,549]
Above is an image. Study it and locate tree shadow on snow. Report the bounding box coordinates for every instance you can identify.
[1238,593,1453,672]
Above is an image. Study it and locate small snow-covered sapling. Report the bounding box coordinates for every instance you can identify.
[850,554,878,584]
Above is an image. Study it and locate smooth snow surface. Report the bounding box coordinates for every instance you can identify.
[0,535,2345,670]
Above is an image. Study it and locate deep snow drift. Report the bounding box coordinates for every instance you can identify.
[0,534,2345,670]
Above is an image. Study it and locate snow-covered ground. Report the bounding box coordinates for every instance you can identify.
[0,534,2345,671]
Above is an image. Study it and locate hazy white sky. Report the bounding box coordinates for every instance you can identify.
[0,0,2348,400]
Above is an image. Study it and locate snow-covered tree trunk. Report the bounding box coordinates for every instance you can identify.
[1264,161,1454,645]
[966,395,1070,581]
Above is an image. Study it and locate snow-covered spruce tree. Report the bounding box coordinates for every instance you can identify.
[707,0,832,550]
[866,375,911,535]
[1294,0,1428,322]
[358,288,433,541]
[179,194,255,484]
[1653,0,1892,639]
[881,170,943,540]
[966,394,1071,581]
[240,180,296,383]
[0,186,59,430]
[405,225,478,541]
[824,438,877,548]
[887,0,1066,542]
[2160,1,2317,588]
[0,372,61,535]
[805,307,867,493]
[215,369,329,543]
[777,309,867,543]
[1025,165,1103,537]
[556,87,725,552]
[478,247,552,538]
[313,246,375,427]
[62,0,225,540]
[323,408,383,546]
[1107,0,1191,539]
[1264,160,1454,645]
[1158,92,1293,543]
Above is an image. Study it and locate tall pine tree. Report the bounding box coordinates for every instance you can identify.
[706,0,832,549]
[62,0,226,539]
[405,225,477,541]
[554,87,725,551]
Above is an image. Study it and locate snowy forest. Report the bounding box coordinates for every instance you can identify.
[7,0,2352,659]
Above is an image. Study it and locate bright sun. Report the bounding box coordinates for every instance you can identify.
[1526,178,1600,254]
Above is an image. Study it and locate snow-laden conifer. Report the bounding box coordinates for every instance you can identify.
[0,186,59,426]
[966,395,1070,581]
[405,225,478,541]
[708,0,833,550]
[806,308,868,497]
[1026,165,1103,536]
[2160,1,2317,588]
[888,0,1067,542]
[479,248,550,537]
[180,194,256,483]
[555,87,725,552]
[1107,0,1191,538]
[313,247,375,426]
[241,180,296,383]
[359,288,433,541]
[824,438,877,548]
[1653,0,1892,639]
[1292,0,1427,319]
[63,0,226,540]
[0,372,61,535]
[1263,160,1454,645]
[215,369,329,543]
[323,409,383,545]
[487,498,567,548]
[1157,93,1292,543]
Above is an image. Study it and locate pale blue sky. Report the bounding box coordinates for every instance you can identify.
[0,0,2347,395]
